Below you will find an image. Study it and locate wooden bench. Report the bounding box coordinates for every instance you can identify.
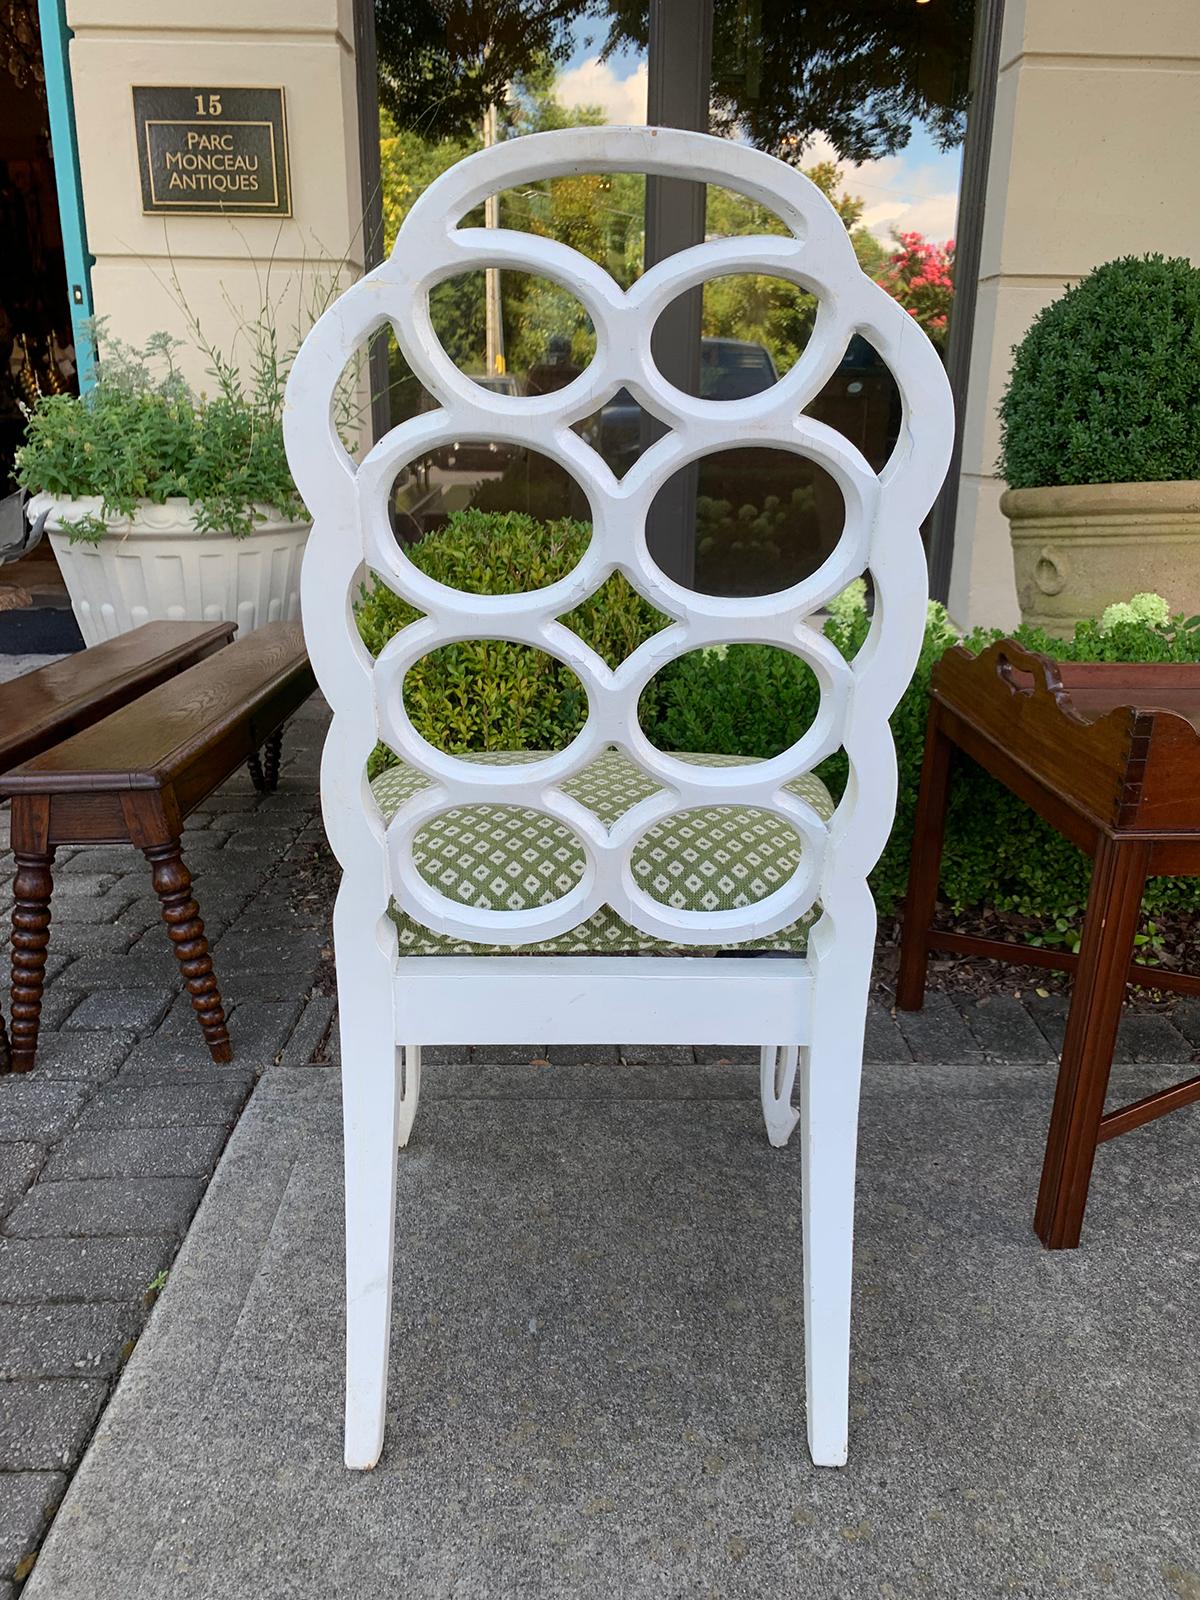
[0,621,237,1069]
[0,620,235,773]
[1,621,315,1074]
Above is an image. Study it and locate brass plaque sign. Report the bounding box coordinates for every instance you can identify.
[132,86,291,217]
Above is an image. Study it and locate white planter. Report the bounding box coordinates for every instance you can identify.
[30,494,309,647]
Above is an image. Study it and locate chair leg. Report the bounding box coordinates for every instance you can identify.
[1034,836,1149,1250]
[143,840,231,1064]
[801,901,872,1468]
[10,848,56,1073]
[397,1045,422,1149]
[337,889,401,1471]
[0,1014,10,1074]
[760,1044,800,1146]
[896,704,953,1012]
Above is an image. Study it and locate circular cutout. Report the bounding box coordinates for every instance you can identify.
[646,447,845,599]
[805,336,901,473]
[640,644,821,758]
[629,803,809,912]
[402,640,589,755]
[652,274,817,399]
[389,462,592,577]
[427,269,596,386]
[412,800,589,912]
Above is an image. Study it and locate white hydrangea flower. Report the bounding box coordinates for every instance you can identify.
[1099,592,1170,634]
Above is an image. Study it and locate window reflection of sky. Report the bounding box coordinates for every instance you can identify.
[554,27,961,243]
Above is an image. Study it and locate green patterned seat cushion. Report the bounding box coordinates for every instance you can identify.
[371,748,834,956]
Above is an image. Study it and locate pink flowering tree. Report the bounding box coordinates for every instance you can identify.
[875,232,955,347]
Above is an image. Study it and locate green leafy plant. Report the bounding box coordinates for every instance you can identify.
[15,320,307,542]
[998,254,1200,490]
[355,509,668,774]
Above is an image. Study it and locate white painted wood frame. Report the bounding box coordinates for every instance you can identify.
[284,125,953,1474]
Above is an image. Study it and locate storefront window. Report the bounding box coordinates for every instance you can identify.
[375,1,975,590]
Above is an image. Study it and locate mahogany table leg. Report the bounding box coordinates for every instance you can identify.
[143,839,232,1064]
[0,1015,10,1073]
[896,703,953,1011]
[1034,835,1151,1250]
[10,847,56,1073]
[246,728,283,794]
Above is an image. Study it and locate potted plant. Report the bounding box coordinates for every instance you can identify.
[15,325,309,645]
[998,254,1200,636]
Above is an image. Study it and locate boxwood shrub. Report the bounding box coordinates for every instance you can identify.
[998,254,1200,489]
[355,509,668,770]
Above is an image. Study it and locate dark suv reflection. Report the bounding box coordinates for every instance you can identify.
[590,338,779,475]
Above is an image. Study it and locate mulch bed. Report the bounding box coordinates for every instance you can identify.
[873,905,1199,1014]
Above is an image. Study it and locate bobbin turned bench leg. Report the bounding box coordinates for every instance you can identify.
[9,845,56,1073]
[121,790,231,1065]
[247,727,284,793]
[143,839,231,1063]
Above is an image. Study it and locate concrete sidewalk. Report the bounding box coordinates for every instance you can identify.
[23,1049,1200,1600]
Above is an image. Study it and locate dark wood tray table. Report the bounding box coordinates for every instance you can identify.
[897,639,1200,1248]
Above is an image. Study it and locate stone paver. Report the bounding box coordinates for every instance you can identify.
[894,988,983,1062]
[862,999,912,1063]
[4,1179,205,1240]
[1112,1010,1193,1064]
[75,1080,253,1131]
[954,994,1053,1062]
[619,1043,694,1066]
[0,1084,87,1144]
[1171,999,1200,1047]
[0,1303,141,1379]
[0,1470,64,1587]
[693,1043,758,1065]
[24,1032,137,1084]
[0,1382,107,1471]
[40,1125,231,1182]
[0,1237,176,1304]
[1024,992,1070,1053]
[0,1145,42,1220]
[62,988,174,1036]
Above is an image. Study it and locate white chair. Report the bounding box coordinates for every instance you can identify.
[284,126,952,1472]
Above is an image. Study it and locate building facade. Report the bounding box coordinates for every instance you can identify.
[5,0,1199,629]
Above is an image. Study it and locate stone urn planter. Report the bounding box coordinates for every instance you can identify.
[29,494,309,647]
[1002,481,1200,638]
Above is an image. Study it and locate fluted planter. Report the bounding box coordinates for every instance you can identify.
[1003,480,1200,637]
[29,494,309,646]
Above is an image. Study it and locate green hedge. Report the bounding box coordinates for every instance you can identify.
[356,512,1200,937]
[355,509,667,772]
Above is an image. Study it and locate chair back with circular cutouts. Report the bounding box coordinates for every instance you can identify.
[284,126,954,951]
